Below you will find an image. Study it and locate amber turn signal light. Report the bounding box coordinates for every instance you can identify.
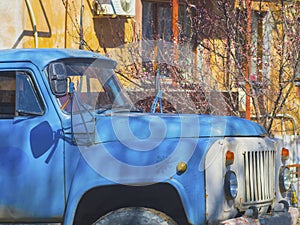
[281,148,289,161]
[226,150,234,166]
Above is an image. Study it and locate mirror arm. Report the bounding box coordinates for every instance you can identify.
[69,80,75,143]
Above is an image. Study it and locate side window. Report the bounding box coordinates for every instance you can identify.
[0,72,16,117]
[0,71,44,118]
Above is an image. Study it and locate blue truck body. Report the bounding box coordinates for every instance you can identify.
[0,48,296,225]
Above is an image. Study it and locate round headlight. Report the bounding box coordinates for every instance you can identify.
[224,170,238,200]
[279,167,291,192]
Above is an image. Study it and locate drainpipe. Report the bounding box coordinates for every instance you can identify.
[245,0,252,119]
[79,0,84,49]
[172,0,178,86]
[251,114,298,163]
[64,0,68,48]
[25,0,38,48]
[172,0,178,44]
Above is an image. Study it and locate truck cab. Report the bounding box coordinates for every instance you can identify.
[0,48,297,225]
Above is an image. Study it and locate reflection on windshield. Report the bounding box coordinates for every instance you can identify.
[50,59,134,114]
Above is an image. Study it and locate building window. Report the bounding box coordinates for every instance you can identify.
[142,1,192,43]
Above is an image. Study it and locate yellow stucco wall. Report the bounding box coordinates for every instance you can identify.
[1,0,299,136]
[0,0,141,51]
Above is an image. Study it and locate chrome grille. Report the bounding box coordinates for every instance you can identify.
[243,150,276,204]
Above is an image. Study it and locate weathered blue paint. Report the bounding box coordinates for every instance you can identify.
[0,61,65,221]
[0,48,116,71]
[0,48,291,225]
[94,113,267,144]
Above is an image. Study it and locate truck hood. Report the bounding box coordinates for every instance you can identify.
[74,113,267,184]
[94,113,267,143]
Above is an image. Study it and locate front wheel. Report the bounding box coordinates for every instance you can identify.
[93,207,178,225]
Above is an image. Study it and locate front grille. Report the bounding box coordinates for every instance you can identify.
[243,149,276,205]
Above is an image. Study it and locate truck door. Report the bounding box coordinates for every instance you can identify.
[0,68,64,222]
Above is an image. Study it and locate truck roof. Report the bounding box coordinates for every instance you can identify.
[0,48,116,70]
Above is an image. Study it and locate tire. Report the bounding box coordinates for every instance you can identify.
[93,207,178,225]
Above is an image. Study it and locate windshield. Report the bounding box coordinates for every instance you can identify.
[48,58,135,114]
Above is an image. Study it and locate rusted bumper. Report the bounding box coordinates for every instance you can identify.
[220,207,298,225]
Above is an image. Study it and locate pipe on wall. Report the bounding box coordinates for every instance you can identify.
[25,0,38,48]
[64,0,68,48]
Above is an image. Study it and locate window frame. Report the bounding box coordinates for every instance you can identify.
[142,0,192,43]
[0,70,45,119]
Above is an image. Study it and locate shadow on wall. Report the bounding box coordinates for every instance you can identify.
[94,17,126,49]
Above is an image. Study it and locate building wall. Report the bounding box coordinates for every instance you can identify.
[0,1,25,49]
[1,0,299,139]
[0,0,141,51]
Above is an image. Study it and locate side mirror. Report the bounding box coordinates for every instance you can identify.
[48,62,67,97]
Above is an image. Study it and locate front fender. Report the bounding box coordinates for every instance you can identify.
[64,137,219,225]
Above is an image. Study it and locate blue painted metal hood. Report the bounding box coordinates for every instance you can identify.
[95,113,267,143]
[77,112,267,185]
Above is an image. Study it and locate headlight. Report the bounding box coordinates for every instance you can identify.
[224,170,238,200]
[279,167,291,192]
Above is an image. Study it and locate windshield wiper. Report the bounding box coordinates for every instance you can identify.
[96,104,113,114]
[17,109,43,116]
[96,104,142,114]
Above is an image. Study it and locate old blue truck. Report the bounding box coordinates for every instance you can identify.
[0,48,297,225]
